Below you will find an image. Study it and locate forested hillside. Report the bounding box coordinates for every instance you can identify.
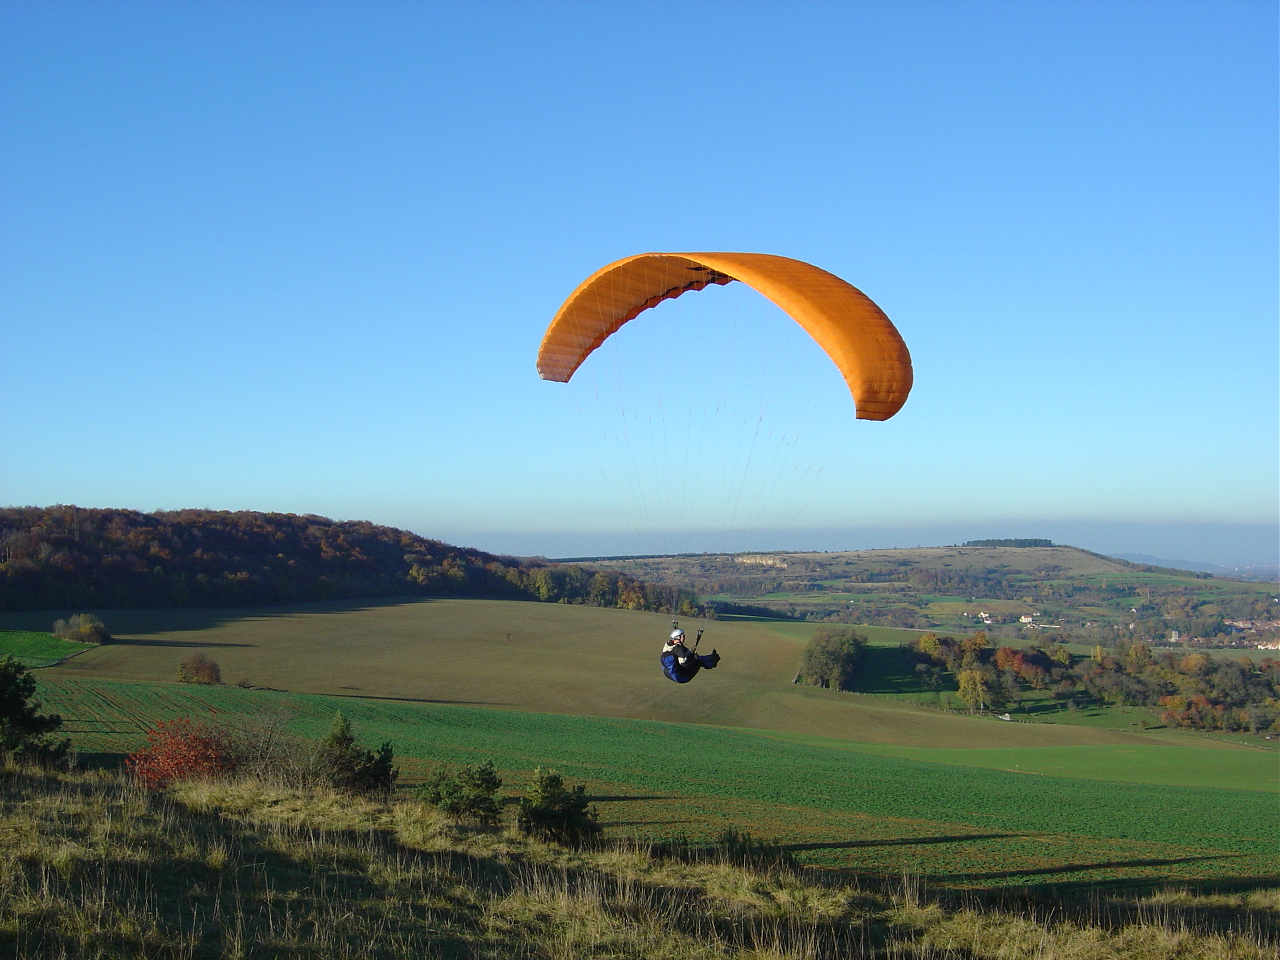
[0,506,700,615]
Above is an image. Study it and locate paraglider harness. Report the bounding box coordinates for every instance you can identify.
[660,621,719,683]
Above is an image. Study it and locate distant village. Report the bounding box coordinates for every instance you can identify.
[962,610,1280,650]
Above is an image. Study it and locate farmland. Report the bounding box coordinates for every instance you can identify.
[3,598,1214,747]
[30,674,1279,889]
[579,544,1280,640]
[11,596,1277,895]
[0,629,95,668]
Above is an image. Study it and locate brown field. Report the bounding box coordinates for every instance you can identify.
[6,598,1174,750]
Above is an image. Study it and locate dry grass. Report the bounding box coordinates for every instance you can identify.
[2,763,1275,959]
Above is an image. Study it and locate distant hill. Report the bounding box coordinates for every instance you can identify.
[0,506,699,615]
[579,544,1280,644]
[1114,553,1280,582]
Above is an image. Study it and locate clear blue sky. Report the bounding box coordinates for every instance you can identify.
[3,1,1276,565]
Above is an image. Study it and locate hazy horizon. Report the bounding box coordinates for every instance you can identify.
[427,519,1278,570]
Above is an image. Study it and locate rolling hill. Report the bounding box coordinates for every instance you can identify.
[1,597,1261,758]
[575,544,1280,642]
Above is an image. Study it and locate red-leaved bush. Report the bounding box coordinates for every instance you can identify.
[126,718,235,789]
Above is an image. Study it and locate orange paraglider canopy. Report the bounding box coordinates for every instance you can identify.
[536,252,912,420]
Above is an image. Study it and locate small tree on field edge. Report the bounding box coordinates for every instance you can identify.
[516,767,600,846]
[795,626,867,691]
[317,712,399,795]
[0,655,70,766]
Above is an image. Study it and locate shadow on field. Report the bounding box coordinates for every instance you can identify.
[74,751,129,770]
[329,692,509,707]
[110,638,256,648]
[852,644,936,696]
[0,597,436,637]
[935,851,1249,884]
[918,871,1280,948]
[784,832,1020,853]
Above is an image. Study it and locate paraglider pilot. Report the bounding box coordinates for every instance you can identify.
[661,623,720,683]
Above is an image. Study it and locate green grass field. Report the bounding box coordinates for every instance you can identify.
[0,629,95,667]
[31,674,1279,890]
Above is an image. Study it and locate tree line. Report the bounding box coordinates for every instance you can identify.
[908,633,1280,733]
[0,506,701,616]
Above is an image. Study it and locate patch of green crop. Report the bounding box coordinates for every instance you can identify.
[0,630,95,667]
[739,730,1277,791]
[33,675,1279,889]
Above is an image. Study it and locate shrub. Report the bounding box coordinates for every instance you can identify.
[796,626,867,691]
[177,652,222,685]
[418,759,503,825]
[316,713,399,795]
[219,708,314,783]
[0,655,70,766]
[516,767,600,846]
[126,717,236,789]
[51,613,111,644]
[653,829,798,872]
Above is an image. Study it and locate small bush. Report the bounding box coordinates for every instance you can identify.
[219,708,314,784]
[418,759,503,825]
[652,828,798,872]
[316,713,399,795]
[51,613,111,644]
[516,767,600,846]
[127,717,236,789]
[177,652,222,685]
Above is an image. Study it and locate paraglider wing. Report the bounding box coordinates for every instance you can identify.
[536,252,912,421]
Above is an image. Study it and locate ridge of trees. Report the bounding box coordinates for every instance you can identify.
[0,506,701,616]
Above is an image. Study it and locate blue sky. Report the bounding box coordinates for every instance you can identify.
[2,1,1276,565]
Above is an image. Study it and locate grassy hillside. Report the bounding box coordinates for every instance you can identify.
[4,598,1193,748]
[29,675,1279,888]
[7,765,1274,960]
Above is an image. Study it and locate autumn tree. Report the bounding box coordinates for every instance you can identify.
[957,668,989,712]
[177,652,222,685]
[126,717,235,788]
